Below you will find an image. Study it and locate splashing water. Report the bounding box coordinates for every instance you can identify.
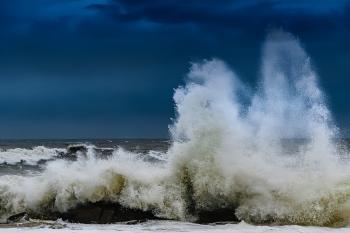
[0,31,349,226]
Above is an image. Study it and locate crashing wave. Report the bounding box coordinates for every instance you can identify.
[0,146,66,166]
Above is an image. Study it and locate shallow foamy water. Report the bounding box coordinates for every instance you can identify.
[2,221,350,233]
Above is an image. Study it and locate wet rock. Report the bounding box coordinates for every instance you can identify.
[8,203,239,225]
[60,201,164,224]
[208,221,238,225]
[196,208,239,224]
[125,219,147,225]
[99,209,115,224]
[7,212,28,223]
[62,206,102,223]
[110,205,158,222]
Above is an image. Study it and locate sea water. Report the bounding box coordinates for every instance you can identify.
[1,31,350,232]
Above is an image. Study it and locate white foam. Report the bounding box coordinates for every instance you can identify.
[0,146,66,165]
[1,221,350,233]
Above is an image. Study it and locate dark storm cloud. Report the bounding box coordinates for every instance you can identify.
[0,0,349,138]
[86,0,350,34]
[2,0,348,36]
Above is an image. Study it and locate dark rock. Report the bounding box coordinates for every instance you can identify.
[11,202,238,225]
[196,208,239,224]
[178,166,239,224]
[110,205,158,222]
[60,201,165,224]
[99,209,115,224]
[7,212,28,223]
[61,206,102,223]
[125,219,147,225]
[208,221,238,225]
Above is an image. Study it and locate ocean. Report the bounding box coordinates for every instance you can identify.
[1,32,350,232]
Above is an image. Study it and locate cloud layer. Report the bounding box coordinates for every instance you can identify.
[0,0,349,138]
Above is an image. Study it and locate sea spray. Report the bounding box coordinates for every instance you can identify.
[0,31,349,226]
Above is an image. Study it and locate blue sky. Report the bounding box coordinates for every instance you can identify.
[0,0,349,138]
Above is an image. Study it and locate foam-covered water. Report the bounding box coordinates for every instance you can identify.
[2,221,350,233]
[0,147,66,165]
[1,31,350,230]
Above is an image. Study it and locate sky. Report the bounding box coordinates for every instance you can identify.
[0,0,349,138]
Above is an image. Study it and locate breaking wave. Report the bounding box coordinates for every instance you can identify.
[0,31,350,226]
[0,147,65,165]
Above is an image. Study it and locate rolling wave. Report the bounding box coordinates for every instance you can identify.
[0,147,66,165]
